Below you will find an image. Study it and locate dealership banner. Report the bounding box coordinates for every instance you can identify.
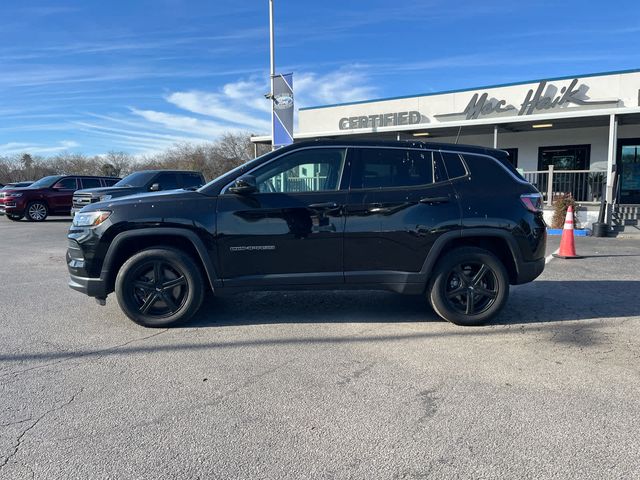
[272,73,294,147]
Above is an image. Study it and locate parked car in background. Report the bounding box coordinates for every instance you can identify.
[1,175,120,221]
[1,181,34,189]
[67,140,546,328]
[71,170,205,217]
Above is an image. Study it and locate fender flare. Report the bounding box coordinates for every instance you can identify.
[420,228,523,279]
[100,227,218,291]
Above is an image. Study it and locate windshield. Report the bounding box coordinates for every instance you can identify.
[27,176,62,188]
[113,171,156,188]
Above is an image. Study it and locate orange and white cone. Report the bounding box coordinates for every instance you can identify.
[552,205,582,259]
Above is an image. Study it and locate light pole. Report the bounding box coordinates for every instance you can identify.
[269,0,275,150]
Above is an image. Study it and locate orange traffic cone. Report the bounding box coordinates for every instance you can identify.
[552,205,582,259]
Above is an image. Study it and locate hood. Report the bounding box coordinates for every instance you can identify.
[83,188,202,211]
[2,187,44,194]
[75,186,140,197]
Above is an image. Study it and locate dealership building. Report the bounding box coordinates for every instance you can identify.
[253,69,640,230]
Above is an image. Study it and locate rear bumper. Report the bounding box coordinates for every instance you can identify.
[514,257,545,285]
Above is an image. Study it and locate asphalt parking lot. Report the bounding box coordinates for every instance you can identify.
[1,218,639,479]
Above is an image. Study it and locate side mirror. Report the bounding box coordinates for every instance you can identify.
[149,183,161,192]
[229,175,258,195]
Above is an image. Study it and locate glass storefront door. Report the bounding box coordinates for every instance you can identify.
[537,145,591,201]
[619,140,640,204]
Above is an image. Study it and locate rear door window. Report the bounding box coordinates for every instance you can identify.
[351,148,435,189]
[81,178,102,189]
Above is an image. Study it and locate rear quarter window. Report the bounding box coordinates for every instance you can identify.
[460,153,521,184]
[439,152,467,179]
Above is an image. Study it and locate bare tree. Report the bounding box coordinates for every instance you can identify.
[0,132,265,184]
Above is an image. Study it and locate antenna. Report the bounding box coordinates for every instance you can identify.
[454,125,462,145]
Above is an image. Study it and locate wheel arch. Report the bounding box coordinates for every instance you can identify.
[422,229,521,284]
[101,228,218,294]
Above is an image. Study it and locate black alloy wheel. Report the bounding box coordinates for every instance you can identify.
[115,248,204,327]
[429,247,509,326]
[444,262,498,315]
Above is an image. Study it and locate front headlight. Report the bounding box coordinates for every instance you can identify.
[99,194,112,201]
[72,210,112,227]
[7,193,23,197]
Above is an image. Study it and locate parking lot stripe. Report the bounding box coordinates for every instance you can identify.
[545,248,559,264]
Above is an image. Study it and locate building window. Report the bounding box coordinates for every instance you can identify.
[538,144,590,171]
[502,148,518,168]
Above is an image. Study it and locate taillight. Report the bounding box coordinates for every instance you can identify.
[520,193,543,212]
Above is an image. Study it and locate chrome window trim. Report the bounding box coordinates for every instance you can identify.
[221,144,527,193]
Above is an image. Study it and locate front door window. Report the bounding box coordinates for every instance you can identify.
[254,148,346,193]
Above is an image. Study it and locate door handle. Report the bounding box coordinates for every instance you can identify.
[367,203,391,214]
[308,202,339,209]
[419,196,450,205]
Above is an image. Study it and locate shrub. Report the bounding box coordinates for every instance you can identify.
[552,194,576,229]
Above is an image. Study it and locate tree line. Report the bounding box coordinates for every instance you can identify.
[0,133,270,184]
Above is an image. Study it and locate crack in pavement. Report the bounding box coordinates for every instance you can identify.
[0,387,84,473]
[0,329,170,383]
[0,417,33,428]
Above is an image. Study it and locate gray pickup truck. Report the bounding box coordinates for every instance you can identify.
[71,170,205,216]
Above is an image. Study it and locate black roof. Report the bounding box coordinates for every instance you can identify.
[55,174,121,179]
[287,139,507,157]
[126,170,203,174]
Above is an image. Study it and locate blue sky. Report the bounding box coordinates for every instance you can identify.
[1,0,639,156]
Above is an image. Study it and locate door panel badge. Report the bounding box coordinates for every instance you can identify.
[230,245,276,252]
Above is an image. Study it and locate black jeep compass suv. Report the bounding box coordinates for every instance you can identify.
[67,140,546,327]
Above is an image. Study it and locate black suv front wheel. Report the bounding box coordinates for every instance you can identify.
[429,247,509,326]
[115,248,204,327]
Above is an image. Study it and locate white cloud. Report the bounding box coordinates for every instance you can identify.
[0,140,79,155]
[71,66,377,153]
[294,69,377,107]
[161,67,377,135]
[130,108,240,138]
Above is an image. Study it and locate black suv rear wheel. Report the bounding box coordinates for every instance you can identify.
[115,247,204,327]
[428,247,509,326]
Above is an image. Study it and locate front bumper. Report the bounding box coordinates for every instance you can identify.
[68,273,108,298]
[0,200,25,216]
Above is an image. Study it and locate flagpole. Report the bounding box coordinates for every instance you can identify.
[269,0,275,150]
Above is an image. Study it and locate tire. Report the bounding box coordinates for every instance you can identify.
[25,201,48,222]
[6,214,23,221]
[115,247,204,328]
[428,247,509,326]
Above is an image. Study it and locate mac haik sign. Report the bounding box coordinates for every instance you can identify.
[436,78,620,121]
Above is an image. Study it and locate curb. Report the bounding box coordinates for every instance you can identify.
[546,228,590,236]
